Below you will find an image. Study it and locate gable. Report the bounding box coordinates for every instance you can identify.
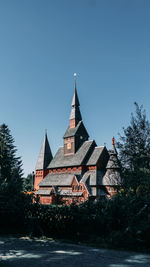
[71,176,79,186]
[86,146,109,168]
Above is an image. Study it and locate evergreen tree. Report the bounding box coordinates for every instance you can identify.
[0,123,23,192]
[117,102,150,193]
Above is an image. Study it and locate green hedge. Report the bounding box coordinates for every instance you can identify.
[26,194,150,250]
[1,192,150,250]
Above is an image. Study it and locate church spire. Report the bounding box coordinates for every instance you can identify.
[71,79,80,107]
[69,78,82,128]
[35,131,53,170]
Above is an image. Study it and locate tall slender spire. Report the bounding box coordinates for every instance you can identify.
[71,77,80,107]
[35,132,53,170]
[69,77,82,128]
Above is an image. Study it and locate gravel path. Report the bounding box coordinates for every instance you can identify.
[0,236,150,266]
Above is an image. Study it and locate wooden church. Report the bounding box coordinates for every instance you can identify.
[34,81,121,205]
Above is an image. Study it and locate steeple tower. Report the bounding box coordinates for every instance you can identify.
[69,79,82,128]
[34,132,53,190]
[63,79,89,155]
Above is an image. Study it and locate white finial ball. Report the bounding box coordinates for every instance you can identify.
[74,73,77,77]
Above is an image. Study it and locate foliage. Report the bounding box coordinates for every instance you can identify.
[117,102,150,193]
[0,123,30,233]
[117,102,150,170]
[0,123,23,192]
[21,193,150,250]
[0,187,33,233]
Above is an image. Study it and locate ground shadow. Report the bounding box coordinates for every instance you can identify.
[0,237,150,266]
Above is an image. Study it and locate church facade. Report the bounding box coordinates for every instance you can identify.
[34,82,121,205]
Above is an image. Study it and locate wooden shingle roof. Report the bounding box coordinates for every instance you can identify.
[35,133,53,170]
[86,146,105,165]
[47,140,96,169]
[39,173,80,186]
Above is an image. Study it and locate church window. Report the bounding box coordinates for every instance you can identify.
[67,143,71,149]
[76,186,78,190]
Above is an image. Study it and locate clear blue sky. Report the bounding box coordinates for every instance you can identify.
[0,0,150,176]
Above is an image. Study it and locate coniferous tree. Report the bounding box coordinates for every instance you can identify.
[0,123,23,192]
[0,124,35,234]
[117,102,150,193]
